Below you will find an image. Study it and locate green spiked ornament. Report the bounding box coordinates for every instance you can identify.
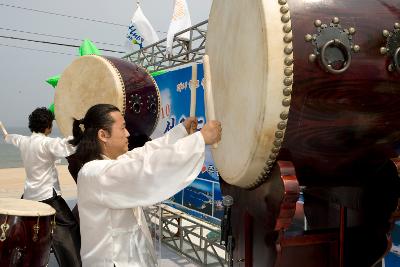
[79,39,101,56]
[48,103,55,116]
[46,75,60,88]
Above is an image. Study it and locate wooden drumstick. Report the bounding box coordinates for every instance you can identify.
[203,55,218,149]
[0,121,8,137]
[190,62,197,134]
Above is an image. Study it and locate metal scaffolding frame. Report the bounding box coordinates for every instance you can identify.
[124,21,227,266]
[123,20,208,71]
[145,204,227,267]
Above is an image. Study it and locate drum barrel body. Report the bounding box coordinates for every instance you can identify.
[207,0,400,266]
[280,0,400,186]
[206,0,400,188]
[0,214,53,267]
[104,57,160,142]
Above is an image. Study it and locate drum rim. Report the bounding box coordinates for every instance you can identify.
[101,55,127,115]
[205,0,294,188]
[0,198,56,216]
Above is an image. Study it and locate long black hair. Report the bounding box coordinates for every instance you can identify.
[69,104,120,167]
[28,107,54,133]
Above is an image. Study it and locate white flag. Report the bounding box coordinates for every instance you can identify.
[125,5,159,51]
[166,0,192,55]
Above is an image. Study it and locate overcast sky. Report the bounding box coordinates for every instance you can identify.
[0,0,212,127]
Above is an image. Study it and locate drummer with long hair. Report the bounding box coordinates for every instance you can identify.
[69,103,221,266]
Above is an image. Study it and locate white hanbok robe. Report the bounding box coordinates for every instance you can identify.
[77,124,205,267]
[5,133,75,200]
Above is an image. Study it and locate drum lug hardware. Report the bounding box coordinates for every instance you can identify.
[129,94,143,114]
[380,22,400,73]
[32,215,40,242]
[305,17,359,74]
[0,215,9,242]
[146,94,158,114]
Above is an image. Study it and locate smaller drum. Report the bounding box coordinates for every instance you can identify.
[0,198,56,267]
[55,55,161,144]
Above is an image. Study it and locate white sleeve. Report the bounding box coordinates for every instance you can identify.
[123,123,188,159]
[4,134,23,148]
[95,131,205,209]
[44,136,76,158]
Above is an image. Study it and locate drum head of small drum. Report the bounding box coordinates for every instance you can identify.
[0,198,55,216]
[206,0,292,188]
[55,55,126,137]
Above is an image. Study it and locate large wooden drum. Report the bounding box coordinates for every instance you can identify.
[206,0,400,188]
[55,55,160,141]
[0,198,56,267]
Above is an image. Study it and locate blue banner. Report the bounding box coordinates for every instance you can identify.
[384,221,400,266]
[152,64,223,225]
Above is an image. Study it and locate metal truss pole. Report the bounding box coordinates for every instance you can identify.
[123,20,208,71]
[145,204,227,267]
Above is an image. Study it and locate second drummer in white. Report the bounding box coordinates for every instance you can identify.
[1,107,81,267]
[70,104,221,267]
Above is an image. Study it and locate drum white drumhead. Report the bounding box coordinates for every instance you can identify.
[0,198,55,216]
[55,55,125,137]
[206,0,293,188]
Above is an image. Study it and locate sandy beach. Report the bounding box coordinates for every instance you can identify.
[0,165,77,199]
